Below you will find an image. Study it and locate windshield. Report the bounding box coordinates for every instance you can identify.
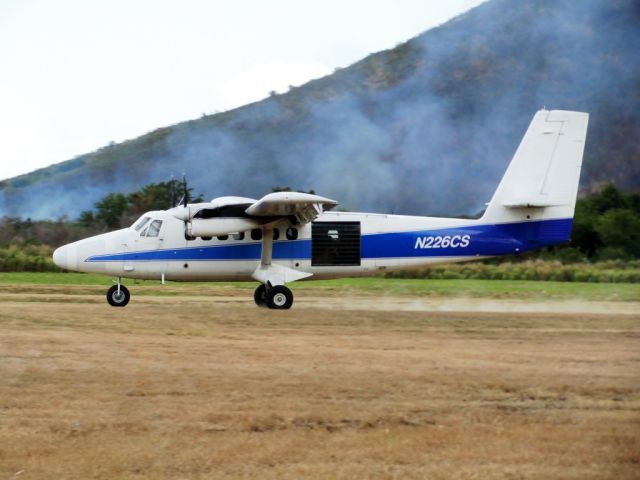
[147,220,163,237]
[133,216,151,231]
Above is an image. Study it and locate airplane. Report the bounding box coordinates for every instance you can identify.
[53,109,589,309]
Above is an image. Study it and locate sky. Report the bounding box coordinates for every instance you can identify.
[0,0,485,181]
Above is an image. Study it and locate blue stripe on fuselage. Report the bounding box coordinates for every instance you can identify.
[85,218,573,263]
[363,217,572,258]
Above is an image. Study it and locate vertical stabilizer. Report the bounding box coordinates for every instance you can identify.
[482,110,589,223]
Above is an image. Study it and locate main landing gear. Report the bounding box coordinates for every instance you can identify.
[253,284,294,309]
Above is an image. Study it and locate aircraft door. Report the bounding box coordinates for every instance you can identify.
[134,219,168,278]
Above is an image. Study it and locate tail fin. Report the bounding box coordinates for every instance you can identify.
[482,109,589,223]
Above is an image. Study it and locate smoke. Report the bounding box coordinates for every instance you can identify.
[1,0,638,219]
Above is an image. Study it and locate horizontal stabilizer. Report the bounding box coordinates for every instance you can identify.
[502,199,568,208]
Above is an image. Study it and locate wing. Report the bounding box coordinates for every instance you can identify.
[245,192,338,224]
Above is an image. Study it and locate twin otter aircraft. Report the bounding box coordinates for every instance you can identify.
[53,110,589,309]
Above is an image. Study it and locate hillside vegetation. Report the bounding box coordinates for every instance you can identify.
[0,0,638,219]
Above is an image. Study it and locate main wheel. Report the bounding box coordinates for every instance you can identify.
[266,285,293,310]
[107,284,130,307]
[253,284,267,307]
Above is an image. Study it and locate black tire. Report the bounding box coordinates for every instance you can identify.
[266,285,293,310]
[253,284,267,307]
[107,284,130,307]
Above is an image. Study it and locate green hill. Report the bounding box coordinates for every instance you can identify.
[1,0,638,219]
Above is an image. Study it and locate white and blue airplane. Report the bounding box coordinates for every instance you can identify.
[53,109,589,309]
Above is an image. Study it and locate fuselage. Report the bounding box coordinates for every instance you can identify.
[53,210,572,282]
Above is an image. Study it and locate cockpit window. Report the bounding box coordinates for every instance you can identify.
[134,216,151,231]
[146,220,163,237]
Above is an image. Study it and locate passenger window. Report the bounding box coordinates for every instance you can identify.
[134,216,151,231]
[147,220,163,237]
[251,228,262,241]
[273,228,280,240]
[233,232,245,241]
[286,227,298,240]
[217,235,229,241]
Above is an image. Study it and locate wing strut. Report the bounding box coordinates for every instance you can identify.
[251,225,312,286]
[260,226,274,267]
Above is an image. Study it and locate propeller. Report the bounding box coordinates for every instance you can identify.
[171,175,195,240]
[172,175,190,217]
[170,173,177,208]
[181,175,189,206]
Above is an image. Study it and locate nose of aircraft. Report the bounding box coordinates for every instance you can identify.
[52,245,65,269]
[52,232,126,273]
[53,244,73,270]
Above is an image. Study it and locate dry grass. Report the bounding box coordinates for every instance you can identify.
[0,284,639,479]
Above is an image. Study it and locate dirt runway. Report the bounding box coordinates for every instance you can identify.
[0,286,638,479]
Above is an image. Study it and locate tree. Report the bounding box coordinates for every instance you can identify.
[595,208,640,259]
[77,210,96,228]
[129,180,179,215]
[570,198,602,258]
[95,193,128,229]
[590,184,629,214]
[568,184,640,260]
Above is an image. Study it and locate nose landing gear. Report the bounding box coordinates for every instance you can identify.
[107,279,130,307]
[107,284,130,307]
[253,284,293,309]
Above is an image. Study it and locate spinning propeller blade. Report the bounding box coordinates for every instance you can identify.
[182,176,189,206]
[178,175,195,240]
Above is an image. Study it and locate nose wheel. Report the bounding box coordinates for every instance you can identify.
[107,284,130,307]
[253,284,293,309]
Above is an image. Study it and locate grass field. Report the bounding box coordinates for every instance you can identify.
[0,277,638,479]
